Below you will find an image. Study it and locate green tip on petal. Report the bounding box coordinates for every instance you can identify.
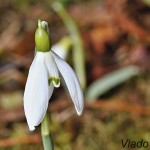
[35,19,51,52]
[49,77,60,87]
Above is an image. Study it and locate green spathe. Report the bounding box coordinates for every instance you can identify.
[35,20,51,52]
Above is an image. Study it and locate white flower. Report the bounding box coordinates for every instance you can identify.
[24,50,84,131]
[24,20,84,131]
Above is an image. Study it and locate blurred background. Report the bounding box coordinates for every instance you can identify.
[0,0,150,149]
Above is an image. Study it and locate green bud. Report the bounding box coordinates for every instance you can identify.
[35,20,51,52]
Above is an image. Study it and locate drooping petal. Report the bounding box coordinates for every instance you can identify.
[44,51,60,87]
[51,51,84,115]
[24,52,54,131]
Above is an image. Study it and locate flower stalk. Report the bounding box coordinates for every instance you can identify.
[41,111,53,150]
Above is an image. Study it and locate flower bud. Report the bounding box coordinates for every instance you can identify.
[35,20,51,52]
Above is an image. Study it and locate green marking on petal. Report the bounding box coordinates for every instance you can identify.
[48,77,60,87]
[35,19,51,52]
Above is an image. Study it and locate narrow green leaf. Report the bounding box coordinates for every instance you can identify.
[85,66,140,100]
[52,2,86,91]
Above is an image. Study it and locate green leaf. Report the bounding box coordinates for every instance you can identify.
[52,2,86,91]
[85,66,140,100]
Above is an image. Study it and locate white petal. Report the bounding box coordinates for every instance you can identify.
[44,52,60,87]
[52,44,68,60]
[48,82,54,99]
[52,37,72,60]
[24,52,54,131]
[51,51,84,115]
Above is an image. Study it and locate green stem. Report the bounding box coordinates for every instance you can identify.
[41,111,54,150]
[52,2,86,91]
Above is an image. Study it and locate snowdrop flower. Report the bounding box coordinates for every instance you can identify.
[24,20,84,131]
